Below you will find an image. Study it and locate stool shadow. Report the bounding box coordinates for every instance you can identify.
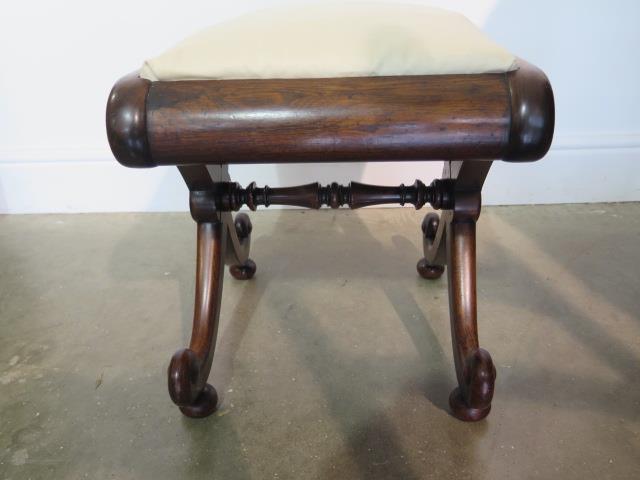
[107,165,483,476]
[477,210,640,421]
[267,286,424,480]
[383,279,452,415]
[210,275,269,406]
[249,206,484,478]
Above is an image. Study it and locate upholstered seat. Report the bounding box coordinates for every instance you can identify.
[140,4,517,82]
[109,4,552,168]
[106,3,555,424]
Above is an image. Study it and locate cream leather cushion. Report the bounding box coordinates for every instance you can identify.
[140,3,517,81]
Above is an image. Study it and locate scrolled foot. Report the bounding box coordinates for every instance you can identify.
[449,348,496,422]
[421,212,440,241]
[179,384,219,418]
[417,258,444,279]
[228,212,257,279]
[230,259,256,280]
[234,212,252,239]
[168,348,201,406]
[418,212,444,279]
[168,349,219,418]
[449,387,491,422]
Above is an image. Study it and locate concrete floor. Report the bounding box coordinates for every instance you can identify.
[0,204,639,479]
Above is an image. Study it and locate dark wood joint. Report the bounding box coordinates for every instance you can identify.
[451,191,482,223]
[189,190,219,223]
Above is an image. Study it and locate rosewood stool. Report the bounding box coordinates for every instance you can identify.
[106,4,554,422]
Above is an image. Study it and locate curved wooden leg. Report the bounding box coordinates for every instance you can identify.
[445,215,496,422]
[168,221,226,418]
[417,211,447,279]
[224,212,256,280]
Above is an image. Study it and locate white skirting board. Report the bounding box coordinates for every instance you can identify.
[0,134,638,214]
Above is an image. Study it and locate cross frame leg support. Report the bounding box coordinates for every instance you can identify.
[168,165,256,418]
[418,161,496,421]
[168,220,225,418]
[170,161,494,421]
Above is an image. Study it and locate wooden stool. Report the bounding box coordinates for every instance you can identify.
[106,4,554,422]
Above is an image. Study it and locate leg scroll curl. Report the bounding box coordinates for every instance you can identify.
[226,212,256,280]
[168,221,225,418]
[169,163,497,421]
[449,348,496,421]
[445,196,495,421]
[168,210,257,418]
[417,212,446,279]
[417,161,496,421]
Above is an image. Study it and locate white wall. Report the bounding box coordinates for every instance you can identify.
[0,0,638,213]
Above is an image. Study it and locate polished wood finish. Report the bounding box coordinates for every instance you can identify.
[146,74,509,165]
[174,160,496,421]
[504,60,555,161]
[168,220,225,418]
[106,73,152,168]
[188,178,454,212]
[227,213,256,280]
[168,165,256,418]
[418,160,496,421]
[105,58,555,423]
[446,197,495,422]
[416,213,445,279]
[106,61,554,168]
